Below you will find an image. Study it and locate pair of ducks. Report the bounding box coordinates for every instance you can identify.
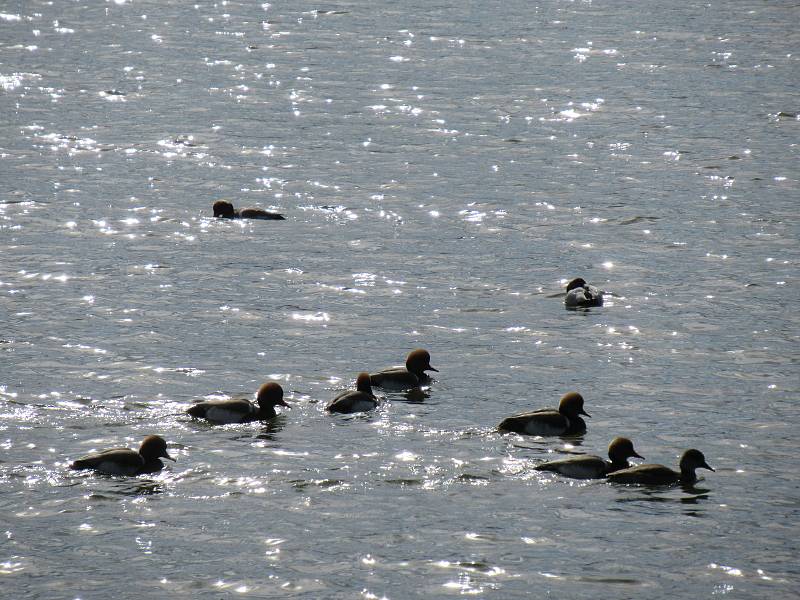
[533,438,714,485]
[68,350,438,476]
[498,392,714,485]
[326,349,438,413]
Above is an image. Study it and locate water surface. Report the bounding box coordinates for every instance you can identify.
[1,1,798,598]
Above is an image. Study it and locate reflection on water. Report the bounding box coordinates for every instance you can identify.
[612,485,713,507]
[399,388,430,403]
[254,416,288,440]
[80,480,164,500]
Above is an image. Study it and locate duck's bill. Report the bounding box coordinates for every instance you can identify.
[162,452,177,462]
[580,410,591,418]
[427,366,439,372]
[703,462,715,472]
[632,451,644,459]
[278,399,291,407]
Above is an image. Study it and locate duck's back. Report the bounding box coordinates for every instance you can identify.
[369,368,419,389]
[535,455,608,479]
[188,399,256,424]
[606,464,679,485]
[71,448,145,476]
[498,410,569,436]
[327,391,378,414]
[239,207,285,220]
[565,286,603,308]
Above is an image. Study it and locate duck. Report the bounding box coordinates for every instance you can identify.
[327,372,379,414]
[564,277,603,308]
[70,435,175,476]
[498,392,590,436]
[370,349,438,390]
[607,448,714,485]
[187,382,289,424]
[212,199,285,220]
[534,437,643,479]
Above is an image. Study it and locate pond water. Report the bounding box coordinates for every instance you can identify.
[1,1,798,598]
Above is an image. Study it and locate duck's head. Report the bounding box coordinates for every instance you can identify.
[213,199,236,218]
[565,278,588,293]
[558,392,590,418]
[355,372,373,394]
[680,449,714,472]
[608,437,644,462]
[256,382,289,408]
[406,349,438,374]
[139,435,175,462]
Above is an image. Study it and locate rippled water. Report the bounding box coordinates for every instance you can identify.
[1,1,798,598]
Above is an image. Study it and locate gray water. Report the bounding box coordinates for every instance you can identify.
[1,1,798,598]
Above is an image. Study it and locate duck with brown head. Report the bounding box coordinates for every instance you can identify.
[213,199,285,220]
[498,392,590,436]
[535,437,644,479]
[369,349,438,390]
[187,382,289,424]
[70,435,175,476]
[327,373,379,414]
[607,448,714,485]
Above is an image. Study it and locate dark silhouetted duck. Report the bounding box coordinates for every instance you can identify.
[564,277,603,308]
[498,392,590,436]
[213,199,285,220]
[607,448,714,485]
[534,437,643,479]
[187,382,289,424]
[370,349,438,390]
[327,372,378,414]
[70,435,175,476]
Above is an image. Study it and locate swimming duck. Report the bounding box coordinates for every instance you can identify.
[607,448,714,485]
[212,199,285,220]
[70,435,175,476]
[534,437,643,479]
[187,382,289,424]
[370,349,438,390]
[327,372,379,414]
[498,392,590,436]
[564,277,603,308]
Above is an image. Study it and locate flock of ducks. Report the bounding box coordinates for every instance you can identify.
[70,351,714,486]
[69,204,715,486]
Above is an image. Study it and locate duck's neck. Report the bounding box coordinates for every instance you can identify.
[257,405,277,419]
[679,466,698,483]
[564,415,586,433]
[608,457,630,470]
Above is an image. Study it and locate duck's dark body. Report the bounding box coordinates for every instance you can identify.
[188,382,288,424]
[70,435,174,476]
[370,349,438,390]
[327,373,378,414]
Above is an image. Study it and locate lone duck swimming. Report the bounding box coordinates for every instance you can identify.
[213,199,285,220]
[498,392,590,436]
[534,437,643,479]
[187,382,289,424]
[564,277,603,308]
[326,372,379,414]
[607,448,714,485]
[370,349,438,390]
[70,435,175,476]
